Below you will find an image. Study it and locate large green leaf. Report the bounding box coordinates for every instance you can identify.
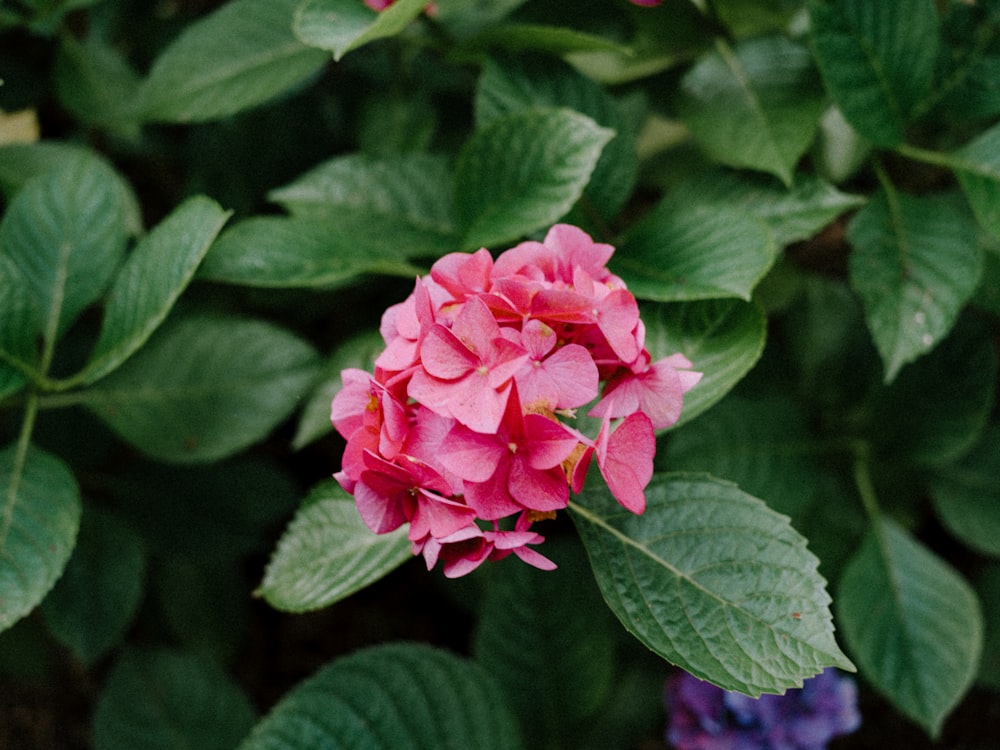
[571,473,854,696]
[294,0,426,61]
[475,55,637,220]
[0,256,36,397]
[949,122,1000,239]
[663,396,820,517]
[677,36,826,186]
[472,541,616,748]
[93,648,256,750]
[258,480,411,612]
[930,425,1000,557]
[41,506,146,664]
[199,216,425,288]
[847,189,982,382]
[454,108,613,249]
[292,329,384,449]
[55,34,141,133]
[976,564,1000,690]
[137,0,328,122]
[78,196,230,385]
[238,643,521,750]
[0,445,81,633]
[837,519,982,736]
[81,314,320,463]
[0,156,127,347]
[927,0,1000,122]
[641,299,767,427]
[808,0,939,145]
[616,203,776,302]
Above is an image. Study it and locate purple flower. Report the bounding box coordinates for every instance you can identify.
[665,669,861,750]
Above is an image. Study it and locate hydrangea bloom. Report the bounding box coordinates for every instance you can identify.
[665,669,861,750]
[331,224,701,577]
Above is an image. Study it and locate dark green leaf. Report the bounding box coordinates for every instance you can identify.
[294,0,426,61]
[0,256,36,397]
[616,203,776,301]
[950,122,1000,238]
[259,480,411,612]
[808,0,939,145]
[975,564,1000,690]
[0,445,81,633]
[93,648,256,750]
[199,216,425,288]
[55,34,141,133]
[847,189,982,382]
[80,196,231,385]
[641,299,767,427]
[927,1,1000,121]
[463,23,628,57]
[677,36,826,186]
[238,643,521,750]
[837,519,982,736]
[41,506,146,664]
[455,108,613,249]
[571,473,854,696]
[81,314,320,463]
[137,0,328,122]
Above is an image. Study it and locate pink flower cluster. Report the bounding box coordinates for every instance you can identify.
[331,225,701,577]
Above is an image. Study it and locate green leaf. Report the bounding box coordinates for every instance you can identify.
[40,506,146,664]
[137,0,328,123]
[268,152,459,242]
[78,196,231,385]
[0,445,82,633]
[663,396,820,517]
[847,189,983,382]
[238,643,521,750]
[463,23,630,56]
[472,541,616,746]
[930,425,1000,557]
[81,314,320,463]
[975,564,1000,690]
[93,648,256,750]
[0,156,128,347]
[475,55,637,220]
[55,34,141,133]
[0,256,37,397]
[455,108,613,249]
[837,518,982,736]
[199,216,425,288]
[293,329,384,449]
[949,122,1000,239]
[677,36,826,186]
[616,203,776,301]
[927,1,1000,122]
[808,0,939,146]
[868,320,996,467]
[571,473,854,696]
[294,0,426,61]
[669,169,865,246]
[258,480,411,612]
[641,299,767,428]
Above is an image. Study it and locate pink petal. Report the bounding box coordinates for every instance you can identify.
[508,457,569,512]
[539,343,599,408]
[439,424,506,483]
[330,368,374,439]
[596,288,640,363]
[522,414,579,470]
[419,324,477,379]
[464,464,523,520]
[598,413,654,514]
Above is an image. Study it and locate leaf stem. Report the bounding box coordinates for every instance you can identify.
[895,143,956,170]
[850,441,881,523]
[2,390,39,547]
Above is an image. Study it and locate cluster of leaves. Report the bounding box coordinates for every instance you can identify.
[1,0,998,747]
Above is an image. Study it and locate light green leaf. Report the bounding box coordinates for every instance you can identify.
[677,36,826,186]
[0,445,82,633]
[294,0,426,61]
[571,473,854,696]
[238,643,521,750]
[663,396,820,517]
[669,169,865,246]
[81,314,320,464]
[55,34,141,133]
[259,480,411,612]
[808,0,939,145]
[837,519,982,736]
[475,55,637,220]
[199,216,425,288]
[293,329,384,449]
[93,648,256,750]
[0,156,128,346]
[473,541,616,746]
[930,425,1000,557]
[455,108,613,249]
[138,0,328,122]
[41,506,146,664]
[641,299,767,427]
[949,122,1000,239]
[616,203,776,301]
[848,189,982,382]
[78,196,231,385]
